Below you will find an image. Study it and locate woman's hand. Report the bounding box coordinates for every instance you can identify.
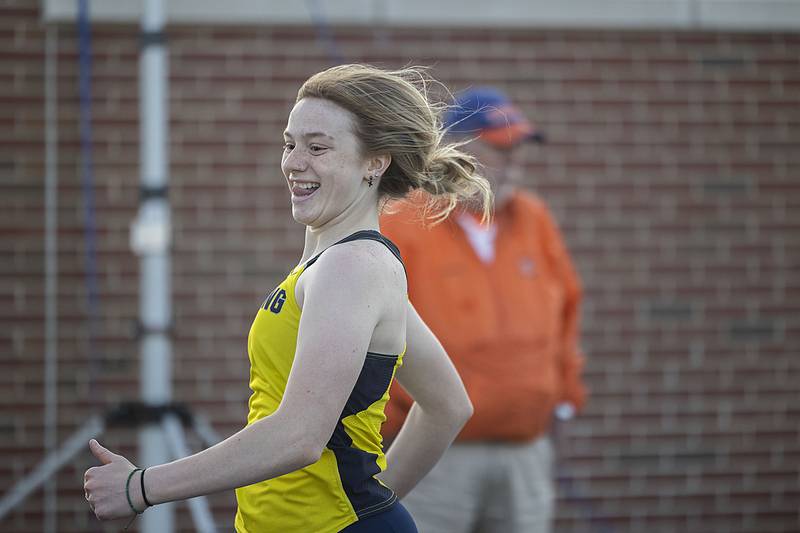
[83,439,141,521]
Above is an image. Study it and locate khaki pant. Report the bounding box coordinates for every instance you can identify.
[401,437,554,533]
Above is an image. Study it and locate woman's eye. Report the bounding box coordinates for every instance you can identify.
[283,142,294,151]
[309,145,327,154]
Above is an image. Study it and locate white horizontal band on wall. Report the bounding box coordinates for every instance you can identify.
[42,0,800,31]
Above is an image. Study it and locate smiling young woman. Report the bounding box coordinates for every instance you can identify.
[82,64,492,533]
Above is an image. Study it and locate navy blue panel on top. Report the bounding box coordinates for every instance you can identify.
[327,352,399,519]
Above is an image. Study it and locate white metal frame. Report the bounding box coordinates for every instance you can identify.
[41,0,800,31]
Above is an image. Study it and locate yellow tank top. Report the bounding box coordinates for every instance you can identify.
[234,230,405,533]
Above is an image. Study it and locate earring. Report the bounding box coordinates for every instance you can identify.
[368,174,375,187]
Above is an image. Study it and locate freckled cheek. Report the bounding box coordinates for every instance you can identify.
[328,162,355,189]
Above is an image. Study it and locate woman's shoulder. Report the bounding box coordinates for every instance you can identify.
[311,235,406,291]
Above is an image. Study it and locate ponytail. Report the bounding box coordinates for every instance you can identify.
[298,64,493,223]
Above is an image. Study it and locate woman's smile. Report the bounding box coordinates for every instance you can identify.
[290,179,321,201]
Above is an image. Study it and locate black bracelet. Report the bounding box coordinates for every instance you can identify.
[140,467,153,508]
[125,468,144,515]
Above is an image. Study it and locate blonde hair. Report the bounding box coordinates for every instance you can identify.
[296,64,493,223]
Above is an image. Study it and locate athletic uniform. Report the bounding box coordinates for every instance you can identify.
[235,230,416,533]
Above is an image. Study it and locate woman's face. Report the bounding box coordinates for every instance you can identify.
[281,97,371,228]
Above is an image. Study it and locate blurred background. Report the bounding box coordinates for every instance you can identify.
[1,0,798,532]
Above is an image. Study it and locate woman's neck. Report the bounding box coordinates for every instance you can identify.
[300,199,380,264]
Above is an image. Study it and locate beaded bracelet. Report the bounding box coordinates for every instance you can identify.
[125,468,144,515]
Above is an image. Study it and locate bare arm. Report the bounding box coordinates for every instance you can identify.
[84,242,399,520]
[378,302,473,499]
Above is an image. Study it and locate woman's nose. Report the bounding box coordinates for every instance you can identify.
[282,148,307,174]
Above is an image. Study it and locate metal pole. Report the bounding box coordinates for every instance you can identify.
[43,22,59,533]
[134,0,174,531]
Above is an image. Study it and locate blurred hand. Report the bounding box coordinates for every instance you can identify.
[83,439,139,521]
[554,402,576,421]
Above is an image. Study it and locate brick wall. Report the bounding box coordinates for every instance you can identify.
[1,2,798,532]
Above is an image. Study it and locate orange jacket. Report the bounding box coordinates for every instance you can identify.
[381,191,587,442]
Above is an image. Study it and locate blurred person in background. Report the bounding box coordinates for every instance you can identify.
[82,64,494,533]
[381,87,588,533]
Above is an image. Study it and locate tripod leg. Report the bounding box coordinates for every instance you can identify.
[0,415,105,522]
[189,413,221,448]
[161,414,218,533]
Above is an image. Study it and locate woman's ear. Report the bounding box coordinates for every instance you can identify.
[367,154,392,178]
